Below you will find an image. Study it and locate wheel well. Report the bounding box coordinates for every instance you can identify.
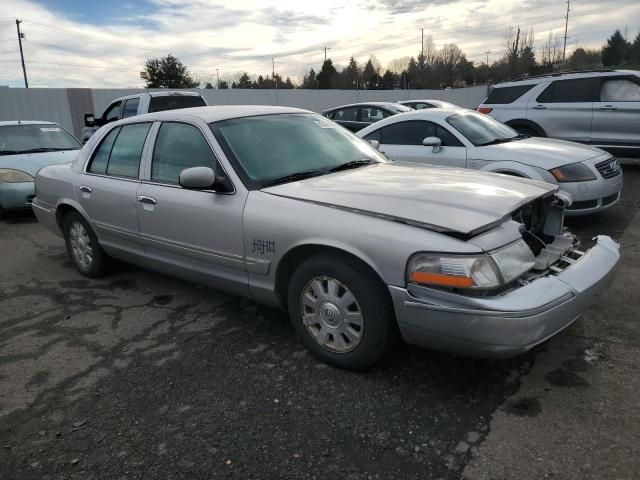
[495,170,525,177]
[274,244,388,308]
[505,119,546,137]
[55,204,79,231]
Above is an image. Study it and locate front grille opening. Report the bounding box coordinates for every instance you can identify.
[595,158,622,179]
[567,199,598,210]
[602,193,619,206]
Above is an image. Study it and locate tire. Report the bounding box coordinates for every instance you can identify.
[287,253,396,370]
[62,211,109,277]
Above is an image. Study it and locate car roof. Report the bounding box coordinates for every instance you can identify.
[114,90,204,101]
[124,105,313,124]
[0,120,59,127]
[493,69,640,88]
[322,102,404,113]
[356,107,469,136]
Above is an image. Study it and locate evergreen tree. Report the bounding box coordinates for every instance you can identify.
[602,29,631,66]
[317,59,338,89]
[302,68,319,88]
[143,54,199,88]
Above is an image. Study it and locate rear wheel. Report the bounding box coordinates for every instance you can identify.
[287,253,396,370]
[63,211,109,277]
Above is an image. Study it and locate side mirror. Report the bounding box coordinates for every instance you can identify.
[368,140,380,150]
[422,136,442,153]
[179,166,233,193]
[84,113,95,127]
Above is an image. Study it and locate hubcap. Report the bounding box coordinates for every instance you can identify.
[300,276,363,353]
[69,221,93,269]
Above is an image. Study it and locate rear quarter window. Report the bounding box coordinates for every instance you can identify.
[148,95,206,113]
[536,78,599,103]
[485,84,535,104]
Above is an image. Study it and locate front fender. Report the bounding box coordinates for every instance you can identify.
[479,161,548,183]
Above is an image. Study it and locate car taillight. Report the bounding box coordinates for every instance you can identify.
[477,107,493,114]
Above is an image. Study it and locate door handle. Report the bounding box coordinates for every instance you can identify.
[79,186,92,193]
[532,105,546,110]
[599,105,617,111]
[137,195,157,205]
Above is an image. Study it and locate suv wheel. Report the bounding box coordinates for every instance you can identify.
[63,212,109,277]
[287,253,396,369]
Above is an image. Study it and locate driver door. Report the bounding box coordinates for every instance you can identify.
[136,120,249,295]
[370,120,467,167]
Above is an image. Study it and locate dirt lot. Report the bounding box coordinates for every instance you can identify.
[1,166,639,480]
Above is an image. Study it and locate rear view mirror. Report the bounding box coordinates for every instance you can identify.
[84,113,95,127]
[368,140,380,150]
[179,166,233,193]
[422,136,442,153]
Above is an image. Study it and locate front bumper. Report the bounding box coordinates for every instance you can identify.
[390,235,619,358]
[0,181,35,211]
[562,169,623,216]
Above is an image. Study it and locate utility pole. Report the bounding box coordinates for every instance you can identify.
[323,47,330,62]
[216,68,219,89]
[562,0,570,66]
[15,19,28,88]
[485,50,491,94]
[272,57,278,105]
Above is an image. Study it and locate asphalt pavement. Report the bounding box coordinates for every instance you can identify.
[1,165,639,480]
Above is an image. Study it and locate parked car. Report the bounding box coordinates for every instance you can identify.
[321,102,411,132]
[477,69,640,157]
[0,121,81,219]
[81,91,207,143]
[398,99,459,109]
[33,106,619,369]
[358,108,623,216]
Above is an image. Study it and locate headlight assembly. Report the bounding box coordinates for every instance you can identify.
[407,239,535,290]
[549,162,596,182]
[0,168,34,183]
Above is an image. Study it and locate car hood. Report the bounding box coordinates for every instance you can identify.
[262,162,557,236]
[472,137,607,169]
[0,150,78,176]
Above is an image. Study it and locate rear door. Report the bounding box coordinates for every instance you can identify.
[77,122,152,257]
[369,120,467,167]
[526,77,598,143]
[136,120,249,295]
[591,75,640,149]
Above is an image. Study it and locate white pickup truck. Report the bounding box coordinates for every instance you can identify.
[81,91,207,143]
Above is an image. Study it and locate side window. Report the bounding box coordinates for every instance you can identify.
[122,98,140,118]
[415,103,434,109]
[152,123,216,184]
[380,121,436,145]
[601,78,640,101]
[148,95,206,113]
[106,123,151,178]
[537,78,598,103]
[436,125,463,147]
[361,107,389,123]
[103,101,122,122]
[88,127,119,174]
[363,129,381,142]
[332,108,358,121]
[485,85,535,104]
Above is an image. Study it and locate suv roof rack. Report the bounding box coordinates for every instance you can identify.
[510,69,615,82]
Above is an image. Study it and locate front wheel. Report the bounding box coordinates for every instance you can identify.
[63,212,109,277]
[287,254,396,370]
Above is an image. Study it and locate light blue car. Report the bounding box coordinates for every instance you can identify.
[0,121,81,218]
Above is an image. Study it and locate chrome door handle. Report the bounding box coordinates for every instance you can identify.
[599,105,617,111]
[79,186,92,193]
[137,195,157,205]
[532,105,546,110]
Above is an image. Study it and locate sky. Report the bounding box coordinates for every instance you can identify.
[0,0,639,88]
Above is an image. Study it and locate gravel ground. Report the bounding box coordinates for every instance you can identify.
[1,164,639,480]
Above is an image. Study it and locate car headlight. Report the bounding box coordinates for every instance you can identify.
[407,239,536,290]
[0,168,34,183]
[549,163,596,182]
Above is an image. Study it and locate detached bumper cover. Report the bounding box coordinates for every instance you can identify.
[390,235,619,358]
[0,182,35,210]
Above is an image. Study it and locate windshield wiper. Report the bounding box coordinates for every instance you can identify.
[0,150,21,156]
[262,169,327,187]
[19,147,75,153]
[329,158,377,172]
[479,137,516,146]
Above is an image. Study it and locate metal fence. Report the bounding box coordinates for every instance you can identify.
[0,85,488,138]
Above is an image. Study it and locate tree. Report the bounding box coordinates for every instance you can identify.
[235,72,253,89]
[541,31,563,71]
[381,70,396,89]
[602,29,630,65]
[568,47,601,69]
[343,57,360,88]
[626,32,640,64]
[387,56,411,74]
[143,54,199,88]
[218,80,229,89]
[302,68,319,89]
[317,59,338,89]
[205,82,214,89]
[362,59,377,88]
[439,43,466,86]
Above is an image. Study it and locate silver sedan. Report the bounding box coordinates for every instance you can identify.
[33,106,619,369]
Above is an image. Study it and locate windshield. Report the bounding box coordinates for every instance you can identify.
[446,111,519,146]
[210,113,387,188]
[0,124,81,155]
[387,104,412,113]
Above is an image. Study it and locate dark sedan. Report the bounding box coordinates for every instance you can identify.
[321,102,411,132]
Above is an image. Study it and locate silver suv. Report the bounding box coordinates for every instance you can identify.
[477,70,640,157]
